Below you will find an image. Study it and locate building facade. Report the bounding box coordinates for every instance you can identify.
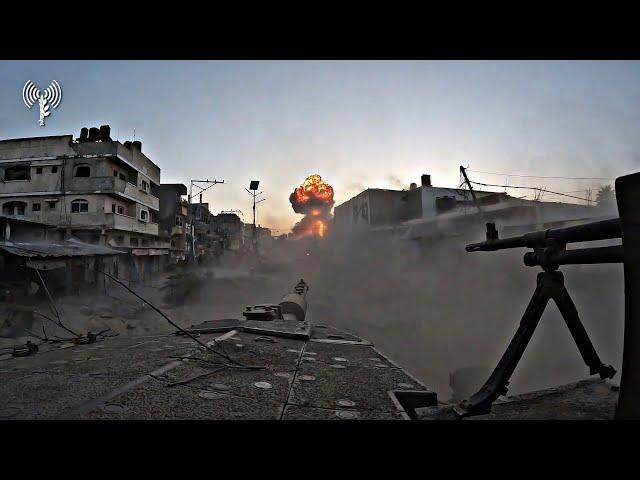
[334,172,598,243]
[0,126,168,281]
[152,183,190,262]
[333,173,506,233]
[213,212,244,251]
[189,202,222,259]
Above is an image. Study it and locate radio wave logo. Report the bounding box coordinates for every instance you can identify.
[22,80,63,126]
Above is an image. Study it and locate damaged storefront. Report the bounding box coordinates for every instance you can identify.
[0,237,124,340]
[0,237,124,296]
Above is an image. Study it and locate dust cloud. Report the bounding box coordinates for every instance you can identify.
[2,212,624,404]
[261,216,624,402]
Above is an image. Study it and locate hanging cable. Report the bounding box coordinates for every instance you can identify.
[94,268,243,366]
[468,180,594,203]
[467,169,615,181]
[33,269,79,337]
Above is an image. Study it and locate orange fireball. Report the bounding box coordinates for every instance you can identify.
[290,174,334,238]
[293,174,334,207]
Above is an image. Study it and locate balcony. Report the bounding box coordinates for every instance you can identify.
[67,176,159,210]
[107,213,159,235]
[0,179,39,196]
[171,225,186,236]
[73,141,160,185]
[60,212,158,235]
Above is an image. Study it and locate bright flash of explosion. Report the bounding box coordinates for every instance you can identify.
[292,174,334,206]
[289,174,334,238]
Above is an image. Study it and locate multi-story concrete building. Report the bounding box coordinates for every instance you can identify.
[334,173,507,233]
[213,212,244,251]
[0,126,168,281]
[152,183,190,262]
[334,172,596,241]
[189,202,222,259]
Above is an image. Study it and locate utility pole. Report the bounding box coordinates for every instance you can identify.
[460,165,482,214]
[246,181,265,254]
[189,179,224,262]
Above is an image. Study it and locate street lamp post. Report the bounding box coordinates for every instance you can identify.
[246,180,265,254]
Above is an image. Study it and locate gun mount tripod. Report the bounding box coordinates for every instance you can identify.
[455,223,621,418]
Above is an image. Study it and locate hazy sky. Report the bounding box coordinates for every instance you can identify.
[1,60,639,233]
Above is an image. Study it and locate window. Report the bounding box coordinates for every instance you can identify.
[141,238,149,246]
[141,180,149,191]
[140,210,148,221]
[111,204,116,213]
[4,165,30,181]
[130,238,139,246]
[119,173,126,181]
[36,167,43,174]
[117,206,124,214]
[113,170,118,177]
[47,201,56,209]
[175,216,183,226]
[74,164,91,177]
[71,199,89,214]
[2,201,26,216]
[51,166,58,173]
[32,203,41,212]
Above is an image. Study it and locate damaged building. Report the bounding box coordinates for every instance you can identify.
[152,183,191,262]
[213,212,244,251]
[0,237,123,296]
[333,174,507,233]
[189,202,221,260]
[0,126,169,282]
[333,172,596,240]
[0,233,123,340]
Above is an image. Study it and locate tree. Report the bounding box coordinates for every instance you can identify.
[596,185,615,206]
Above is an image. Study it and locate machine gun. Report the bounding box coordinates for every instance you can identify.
[456,171,640,419]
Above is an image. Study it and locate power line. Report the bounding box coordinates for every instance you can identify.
[468,180,594,203]
[467,169,615,181]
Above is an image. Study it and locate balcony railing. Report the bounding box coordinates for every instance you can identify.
[107,212,159,235]
[67,176,159,210]
[44,211,159,235]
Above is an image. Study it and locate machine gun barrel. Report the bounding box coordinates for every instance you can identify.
[524,245,624,268]
[459,170,640,419]
[466,218,621,252]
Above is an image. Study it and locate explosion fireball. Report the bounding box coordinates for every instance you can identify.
[289,174,334,238]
